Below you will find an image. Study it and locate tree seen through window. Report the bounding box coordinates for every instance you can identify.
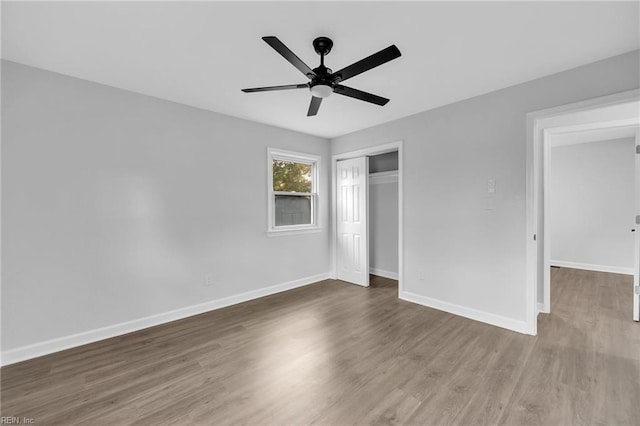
[272,160,312,193]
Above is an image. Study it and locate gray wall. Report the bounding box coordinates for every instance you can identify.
[550,138,635,271]
[1,61,331,352]
[369,179,399,276]
[331,50,639,323]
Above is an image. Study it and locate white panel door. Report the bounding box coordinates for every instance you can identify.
[634,128,640,321]
[337,157,369,287]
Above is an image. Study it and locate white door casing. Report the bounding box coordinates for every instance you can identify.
[336,157,369,287]
[634,127,640,321]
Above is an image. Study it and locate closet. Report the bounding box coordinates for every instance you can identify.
[368,151,399,280]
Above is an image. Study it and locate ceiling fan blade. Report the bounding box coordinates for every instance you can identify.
[331,45,401,83]
[333,85,389,106]
[307,96,322,116]
[262,36,316,79]
[242,84,308,93]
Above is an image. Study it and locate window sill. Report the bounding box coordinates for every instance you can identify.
[267,227,323,237]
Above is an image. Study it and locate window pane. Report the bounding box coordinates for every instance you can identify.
[275,195,312,226]
[273,160,312,193]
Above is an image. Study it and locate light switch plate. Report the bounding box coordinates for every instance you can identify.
[487,179,496,194]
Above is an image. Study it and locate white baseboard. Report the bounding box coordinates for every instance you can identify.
[1,272,331,366]
[369,268,399,280]
[550,260,633,275]
[399,291,533,335]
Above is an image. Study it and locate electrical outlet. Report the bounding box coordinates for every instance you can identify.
[419,270,424,280]
[204,273,214,287]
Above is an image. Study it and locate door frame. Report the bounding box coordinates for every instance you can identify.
[331,140,404,294]
[635,126,640,322]
[526,89,640,335]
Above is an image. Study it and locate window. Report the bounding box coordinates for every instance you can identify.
[268,148,320,234]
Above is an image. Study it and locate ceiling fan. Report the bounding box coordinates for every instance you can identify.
[242,36,401,116]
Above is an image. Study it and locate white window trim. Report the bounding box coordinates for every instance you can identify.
[267,148,321,236]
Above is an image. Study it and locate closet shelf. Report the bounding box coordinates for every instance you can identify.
[369,170,398,184]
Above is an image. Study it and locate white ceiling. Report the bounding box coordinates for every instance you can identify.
[2,1,639,139]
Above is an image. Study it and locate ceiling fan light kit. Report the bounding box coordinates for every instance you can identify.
[310,83,333,98]
[242,36,401,116]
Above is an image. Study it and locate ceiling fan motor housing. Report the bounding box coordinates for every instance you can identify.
[310,63,334,98]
